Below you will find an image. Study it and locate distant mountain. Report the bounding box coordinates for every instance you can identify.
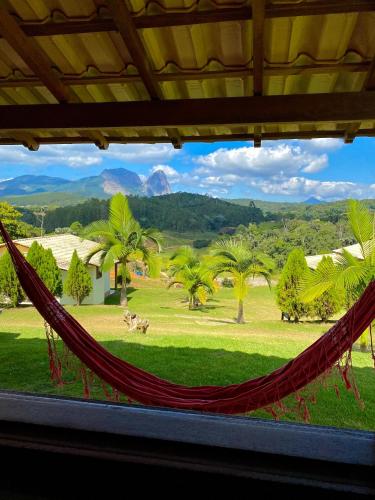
[0,175,72,196]
[304,197,325,205]
[144,170,171,196]
[0,168,171,199]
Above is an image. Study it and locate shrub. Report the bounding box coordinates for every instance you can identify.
[192,239,211,249]
[27,242,62,297]
[276,248,311,322]
[0,251,24,307]
[221,277,234,288]
[311,257,344,321]
[64,250,93,305]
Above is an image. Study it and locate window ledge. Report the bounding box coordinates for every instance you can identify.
[0,390,374,496]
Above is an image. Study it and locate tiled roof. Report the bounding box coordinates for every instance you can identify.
[306,243,363,269]
[0,1,374,147]
[12,234,103,271]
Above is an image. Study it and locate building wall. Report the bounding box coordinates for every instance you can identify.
[60,267,110,305]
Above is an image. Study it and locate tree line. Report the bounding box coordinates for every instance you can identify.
[20,193,265,233]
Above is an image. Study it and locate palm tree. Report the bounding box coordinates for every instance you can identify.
[211,239,273,324]
[301,200,375,304]
[167,246,216,309]
[301,200,375,349]
[84,193,162,306]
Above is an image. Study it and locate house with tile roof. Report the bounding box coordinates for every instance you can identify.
[306,244,363,270]
[0,234,111,305]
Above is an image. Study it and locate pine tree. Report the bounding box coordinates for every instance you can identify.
[27,242,62,297]
[276,248,311,322]
[0,251,24,307]
[311,257,344,322]
[64,250,93,305]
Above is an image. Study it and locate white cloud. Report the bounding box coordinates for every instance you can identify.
[253,177,375,200]
[194,144,329,178]
[106,144,178,163]
[303,138,343,150]
[0,143,179,170]
[167,142,373,201]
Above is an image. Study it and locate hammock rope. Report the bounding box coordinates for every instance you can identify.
[1,220,374,416]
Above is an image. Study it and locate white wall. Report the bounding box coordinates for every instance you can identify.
[60,266,110,305]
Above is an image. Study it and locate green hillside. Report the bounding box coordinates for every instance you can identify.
[40,193,264,233]
[0,191,91,208]
[227,198,375,223]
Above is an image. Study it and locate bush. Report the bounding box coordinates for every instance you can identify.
[0,251,24,307]
[192,239,211,249]
[276,248,311,322]
[64,250,93,305]
[311,257,344,321]
[222,277,234,288]
[27,242,62,297]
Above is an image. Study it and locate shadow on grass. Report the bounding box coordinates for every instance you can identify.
[0,330,374,430]
[105,287,137,306]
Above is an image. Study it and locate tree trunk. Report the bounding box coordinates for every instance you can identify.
[120,280,128,307]
[236,299,245,324]
[188,295,194,310]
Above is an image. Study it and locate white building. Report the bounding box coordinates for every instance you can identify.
[306,243,363,270]
[0,234,111,305]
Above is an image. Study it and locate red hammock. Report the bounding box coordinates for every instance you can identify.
[1,220,374,416]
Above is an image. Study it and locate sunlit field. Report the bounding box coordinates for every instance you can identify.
[0,278,374,431]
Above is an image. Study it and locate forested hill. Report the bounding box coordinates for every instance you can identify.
[36,193,264,232]
[227,198,375,223]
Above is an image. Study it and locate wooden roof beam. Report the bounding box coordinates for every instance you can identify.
[1,93,375,130]
[0,5,108,151]
[253,0,265,97]
[106,0,182,148]
[252,1,265,147]
[10,132,39,151]
[82,130,109,150]
[343,58,375,142]
[0,6,73,104]
[2,128,375,147]
[106,0,161,100]
[168,128,182,149]
[14,1,375,36]
[105,0,181,150]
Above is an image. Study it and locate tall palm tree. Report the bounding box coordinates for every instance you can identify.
[211,239,273,324]
[168,246,216,309]
[84,193,162,306]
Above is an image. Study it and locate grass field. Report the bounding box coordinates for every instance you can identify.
[0,278,374,430]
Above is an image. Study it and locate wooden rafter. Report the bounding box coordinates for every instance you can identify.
[0,7,73,104]
[10,132,39,151]
[253,0,265,98]
[10,1,375,36]
[344,58,375,143]
[106,0,161,100]
[0,5,108,150]
[252,0,265,147]
[0,93,374,130]
[106,0,181,148]
[2,128,375,147]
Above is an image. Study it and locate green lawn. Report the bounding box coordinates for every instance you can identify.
[0,278,374,430]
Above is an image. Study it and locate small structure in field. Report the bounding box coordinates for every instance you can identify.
[123,310,149,334]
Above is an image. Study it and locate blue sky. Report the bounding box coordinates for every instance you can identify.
[0,137,374,202]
